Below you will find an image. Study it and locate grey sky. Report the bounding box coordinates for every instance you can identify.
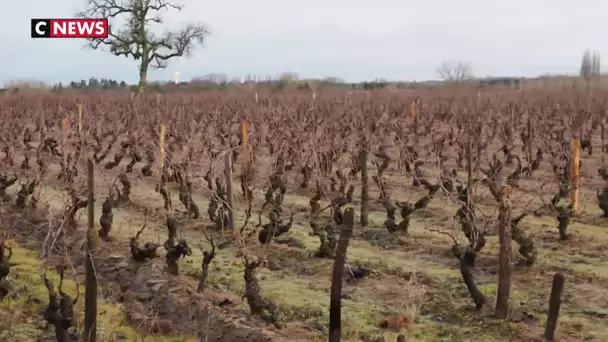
[2,0,607,84]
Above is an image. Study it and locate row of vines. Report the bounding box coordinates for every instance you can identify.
[0,89,606,341]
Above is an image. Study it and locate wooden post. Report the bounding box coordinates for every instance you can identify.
[466,138,474,209]
[527,116,533,165]
[84,158,98,342]
[224,153,236,235]
[410,101,417,134]
[159,124,166,175]
[410,101,416,119]
[359,149,369,227]
[329,207,355,342]
[61,117,69,132]
[601,122,605,162]
[544,272,565,341]
[571,139,580,214]
[61,117,69,174]
[242,120,249,168]
[77,104,83,136]
[241,120,250,204]
[495,186,512,319]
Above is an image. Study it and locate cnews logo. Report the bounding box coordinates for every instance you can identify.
[31,18,109,38]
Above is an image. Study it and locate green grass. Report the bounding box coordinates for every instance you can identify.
[0,243,140,341]
[131,193,608,340]
[0,243,199,341]
[5,170,608,341]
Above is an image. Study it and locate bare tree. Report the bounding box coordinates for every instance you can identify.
[592,51,601,76]
[581,49,601,90]
[436,60,474,82]
[581,49,593,83]
[191,74,228,84]
[278,72,299,81]
[323,76,345,84]
[77,0,210,92]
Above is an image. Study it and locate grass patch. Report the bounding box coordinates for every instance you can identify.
[19,172,608,341]
[0,242,196,341]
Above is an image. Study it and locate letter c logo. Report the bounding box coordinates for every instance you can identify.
[35,21,46,35]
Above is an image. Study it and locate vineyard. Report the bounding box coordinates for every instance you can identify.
[0,89,607,341]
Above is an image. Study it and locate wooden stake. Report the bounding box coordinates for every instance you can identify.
[242,121,248,146]
[241,120,250,205]
[77,104,83,135]
[241,120,249,174]
[61,117,69,132]
[527,116,533,164]
[159,124,166,174]
[61,117,69,174]
[242,120,248,155]
[224,153,236,238]
[410,101,416,119]
[495,185,512,319]
[571,139,580,214]
[601,122,605,162]
[411,101,419,142]
[544,272,565,341]
[329,207,355,342]
[466,138,474,209]
[84,158,98,342]
[359,149,369,227]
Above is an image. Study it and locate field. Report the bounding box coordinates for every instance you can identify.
[0,89,607,341]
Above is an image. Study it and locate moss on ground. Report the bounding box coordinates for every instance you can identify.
[0,243,196,342]
[114,206,608,341]
[8,173,607,341]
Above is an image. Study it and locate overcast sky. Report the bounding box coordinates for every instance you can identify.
[2,0,607,85]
